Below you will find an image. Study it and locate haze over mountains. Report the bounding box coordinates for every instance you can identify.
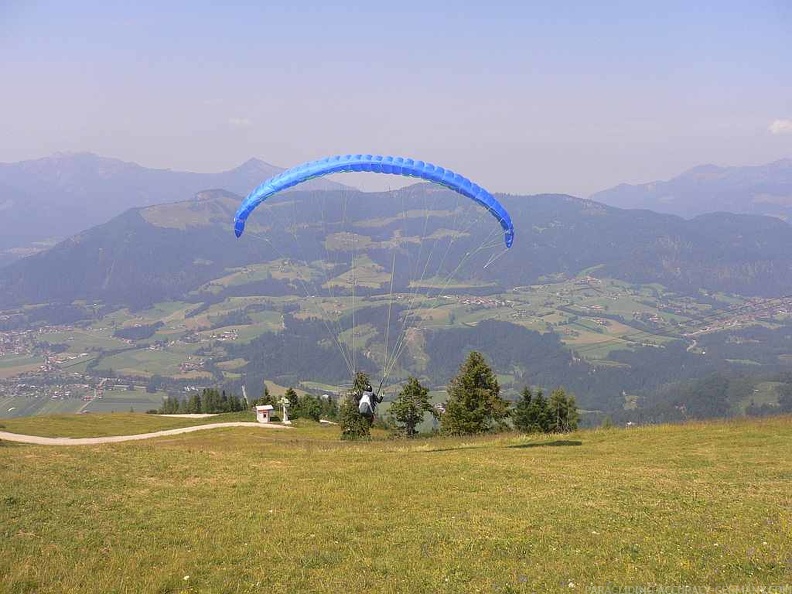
[2,153,791,271]
[1,152,791,305]
[0,152,348,266]
[1,154,790,421]
[1,187,791,311]
[591,159,792,220]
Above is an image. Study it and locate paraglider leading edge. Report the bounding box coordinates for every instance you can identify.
[232,154,515,248]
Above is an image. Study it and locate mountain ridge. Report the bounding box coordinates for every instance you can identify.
[591,158,792,220]
[0,152,351,265]
[1,187,790,311]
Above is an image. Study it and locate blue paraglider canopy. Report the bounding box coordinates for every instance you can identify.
[233,154,514,248]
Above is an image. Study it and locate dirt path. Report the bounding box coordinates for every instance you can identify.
[0,422,289,446]
[159,413,220,418]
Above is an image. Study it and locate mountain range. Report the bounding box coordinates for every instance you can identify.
[0,152,348,266]
[591,159,792,220]
[1,156,791,420]
[1,186,790,311]
[3,152,791,269]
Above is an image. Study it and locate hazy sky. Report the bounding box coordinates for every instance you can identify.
[1,0,790,196]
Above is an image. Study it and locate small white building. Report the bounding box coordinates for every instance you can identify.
[254,404,275,423]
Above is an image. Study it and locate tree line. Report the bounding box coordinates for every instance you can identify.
[155,351,580,440]
[254,385,339,422]
[342,351,579,440]
[157,388,246,414]
[157,384,342,421]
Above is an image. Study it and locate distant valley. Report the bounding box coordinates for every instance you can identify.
[1,179,790,422]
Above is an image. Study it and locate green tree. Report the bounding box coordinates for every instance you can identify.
[202,388,222,413]
[513,386,543,433]
[285,388,299,411]
[187,392,202,414]
[227,392,242,412]
[295,394,322,422]
[390,376,437,437]
[158,395,174,414]
[528,390,552,432]
[441,351,509,435]
[320,395,339,420]
[339,374,373,439]
[351,371,371,402]
[547,388,579,433]
[256,384,274,406]
[339,398,370,440]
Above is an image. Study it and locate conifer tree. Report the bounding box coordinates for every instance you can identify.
[339,398,370,440]
[295,394,322,421]
[529,389,552,432]
[441,351,509,435]
[202,388,222,413]
[284,388,300,413]
[513,386,538,432]
[320,395,339,420]
[256,385,274,406]
[187,392,202,414]
[390,376,437,437]
[351,371,371,402]
[228,392,242,412]
[339,373,373,439]
[547,388,579,433]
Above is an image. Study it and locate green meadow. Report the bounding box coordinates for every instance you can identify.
[0,354,43,379]
[0,412,254,438]
[1,415,790,593]
[0,395,83,418]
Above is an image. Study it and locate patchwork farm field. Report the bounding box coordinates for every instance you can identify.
[0,395,83,418]
[0,354,43,379]
[1,415,789,593]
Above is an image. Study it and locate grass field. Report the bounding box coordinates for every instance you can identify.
[263,380,309,399]
[0,411,256,437]
[1,415,789,593]
[42,329,129,352]
[92,349,201,378]
[0,354,43,379]
[83,389,170,414]
[0,395,84,418]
